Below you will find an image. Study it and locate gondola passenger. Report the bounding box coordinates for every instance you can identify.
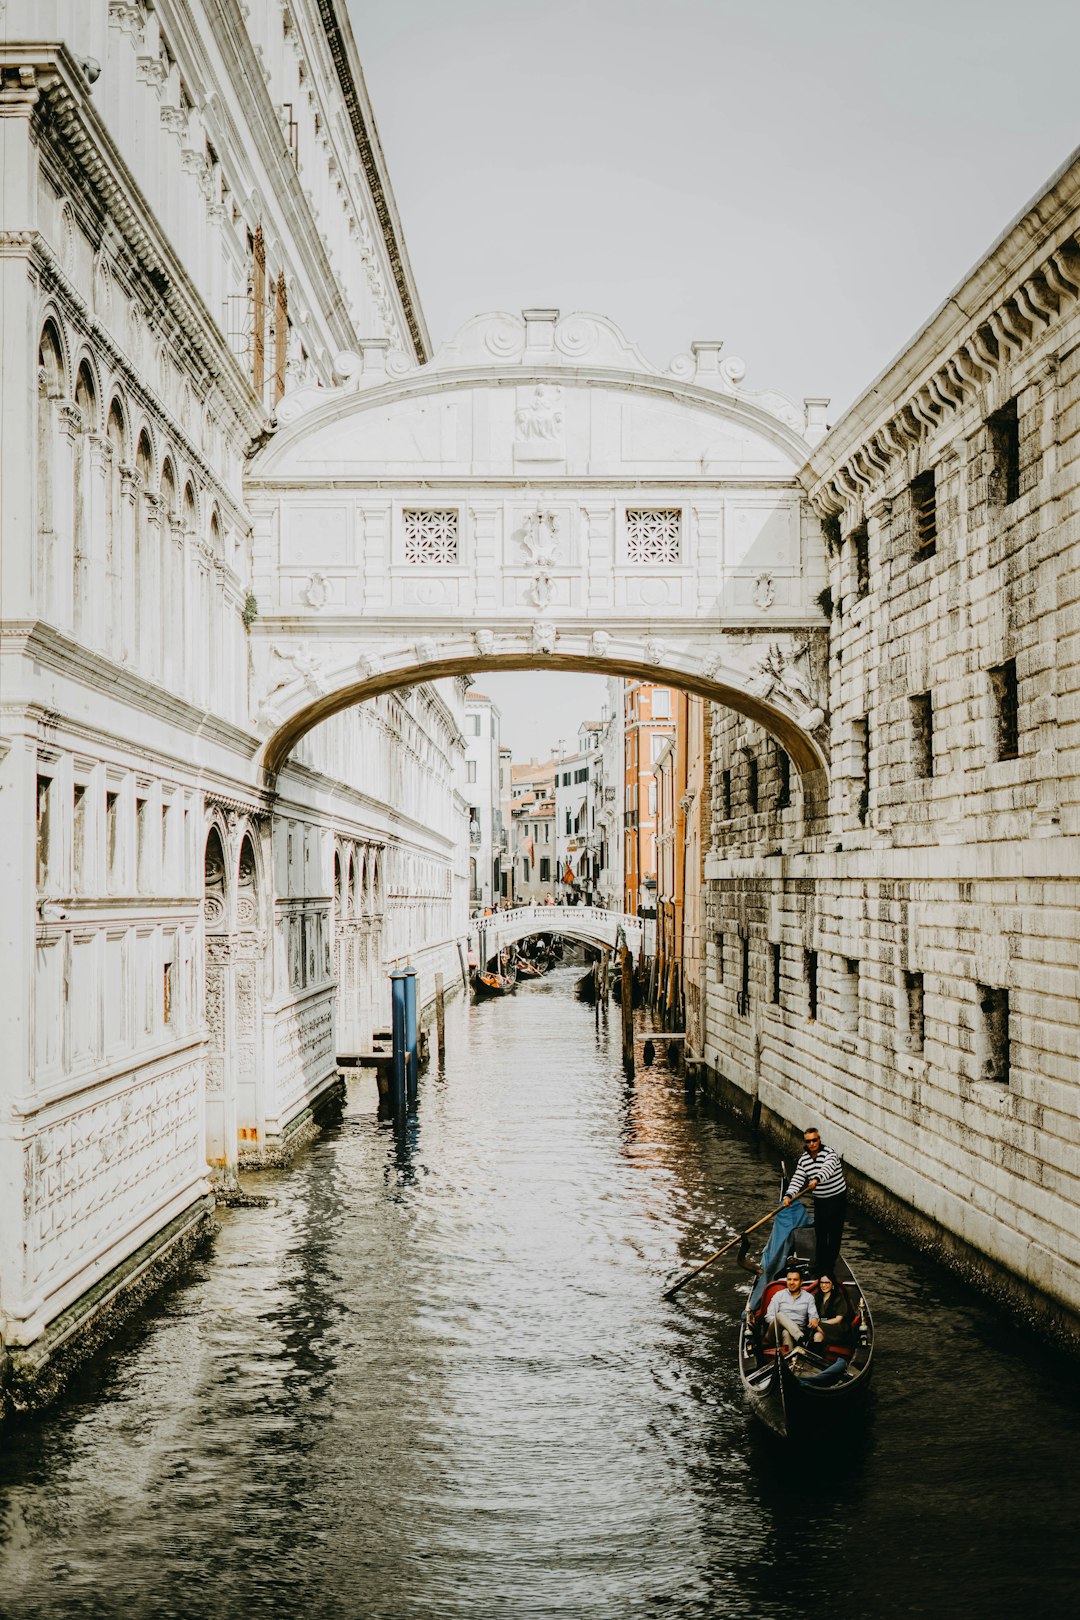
[764,1267,820,1353]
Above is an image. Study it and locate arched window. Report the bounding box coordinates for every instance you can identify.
[105,399,126,657]
[236,834,259,928]
[36,323,66,622]
[72,363,97,639]
[135,431,154,671]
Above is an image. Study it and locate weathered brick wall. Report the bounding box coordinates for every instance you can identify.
[700,161,1080,1337]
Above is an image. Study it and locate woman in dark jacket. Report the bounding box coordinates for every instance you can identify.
[812,1272,855,1351]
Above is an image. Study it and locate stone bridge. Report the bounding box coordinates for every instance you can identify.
[246,309,832,794]
[473,904,649,966]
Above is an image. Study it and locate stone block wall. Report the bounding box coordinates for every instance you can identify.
[701,157,1080,1338]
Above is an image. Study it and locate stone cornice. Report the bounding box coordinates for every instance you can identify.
[314,0,429,364]
[2,620,260,761]
[5,45,267,442]
[802,145,1080,519]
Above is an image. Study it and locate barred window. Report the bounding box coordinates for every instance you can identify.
[625,508,681,563]
[403,509,459,564]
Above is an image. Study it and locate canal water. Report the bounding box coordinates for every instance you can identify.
[0,965,1075,1619]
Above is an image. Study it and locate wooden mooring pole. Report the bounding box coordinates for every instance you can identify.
[620,942,635,1077]
[435,971,446,1066]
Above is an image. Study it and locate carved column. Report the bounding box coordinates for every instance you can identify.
[85,432,110,650]
[119,464,141,664]
[141,489,163,681]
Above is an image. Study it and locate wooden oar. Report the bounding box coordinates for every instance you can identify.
[663,1204,783,1300]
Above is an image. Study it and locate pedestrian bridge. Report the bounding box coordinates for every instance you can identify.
[473,904,649,965]
[246,308,831,796]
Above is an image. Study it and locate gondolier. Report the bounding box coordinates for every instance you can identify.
[782,1127,847,1277]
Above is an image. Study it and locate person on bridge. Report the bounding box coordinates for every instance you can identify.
[781,1127,847,1278]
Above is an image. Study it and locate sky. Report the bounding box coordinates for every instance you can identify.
[346,0,1080,755]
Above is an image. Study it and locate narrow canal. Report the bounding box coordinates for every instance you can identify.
[0,965,1075,1619]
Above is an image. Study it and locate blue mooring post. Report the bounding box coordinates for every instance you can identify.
[390,966,418,1113]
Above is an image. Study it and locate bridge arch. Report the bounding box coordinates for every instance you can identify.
[474,904,646,963]
[246,308,832,798]
[255,643,828,798]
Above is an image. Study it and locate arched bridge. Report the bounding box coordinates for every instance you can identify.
[246,308,832,794]
[473,904,649,965]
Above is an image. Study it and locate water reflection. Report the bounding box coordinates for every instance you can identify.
[0,965,1075,1619]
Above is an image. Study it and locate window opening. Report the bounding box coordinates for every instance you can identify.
[804,948,818,1021]
[911,469,937,560]
[988,397,1020,507]
[989,660,1019,760]
[977,985,1010,1085]
[904,969,925,1053]
[910,693,934,778]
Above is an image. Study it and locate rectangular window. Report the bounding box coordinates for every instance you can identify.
[562,772,571,787]
[910,469,937,560]
[163,959,176,1029]
[804,949,818,1021]
[403,509,459,564]
[575,767,588,783]
[105,790,120,887]
[977,984,1010,1085]
[904,969,925,1054]
[136,797,149,891]
[468,714,481,735]
[651,687,672,719]
[989,660,1019,760]
[36,775,52,890]
[988,397,1020,507]
[850,522,870,599]
[769,941,781,1005]
[746,755,759,813]
[721,768,732,820]
[466,760,477,783]
[737,933,750,1016]
[540,857,551,882]
[715,932,725,983]
[910,692,934,778]
[565,810,572,834]
[853,716,870,824]
[776,745,791,810]
[73,783,87,893]
[839,956,860,1033]
[625,509,681,563]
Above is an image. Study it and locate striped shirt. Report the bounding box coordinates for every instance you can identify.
[786,1145,846,1202]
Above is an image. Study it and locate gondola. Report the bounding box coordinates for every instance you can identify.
[515,959,544,979]
[473,969,515,999]
[737,1214,874,1439]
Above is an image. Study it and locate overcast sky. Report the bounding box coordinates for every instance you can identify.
[346,0,1080,756]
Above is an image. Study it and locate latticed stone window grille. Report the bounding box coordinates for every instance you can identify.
[625,508,681,563]
[403,509,459,564]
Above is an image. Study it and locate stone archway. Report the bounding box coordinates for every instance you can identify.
[245,308,832,799]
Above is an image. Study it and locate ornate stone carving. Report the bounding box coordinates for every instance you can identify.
[526,572,555,610]
[750,640,817,713]
[530,621,556,654]
[403,508,458,564]
[753,573,775,611]
[589,630,611,658]
[302,571,329,609]
[626,509,681,564]
[519,508,560,566]
[473,629,494,657]
[414,637,437,662]
[514,385,563,450]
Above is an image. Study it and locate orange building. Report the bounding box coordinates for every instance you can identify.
[622,681,675,915]
[654,692,708,1045]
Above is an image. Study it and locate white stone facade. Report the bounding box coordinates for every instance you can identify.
[0,3,464,1380]
[701,153,1080,1338]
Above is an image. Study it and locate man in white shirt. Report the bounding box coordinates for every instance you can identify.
[764,1267,820,1352]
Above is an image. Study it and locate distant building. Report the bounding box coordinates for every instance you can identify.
[623,683,675,914]
[555,723,602,902]
[464,692,502,908]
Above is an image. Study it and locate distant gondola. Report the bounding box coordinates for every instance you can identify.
[737,1215,874,1439]
[516,959,545,979]
[473,970,515,999]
